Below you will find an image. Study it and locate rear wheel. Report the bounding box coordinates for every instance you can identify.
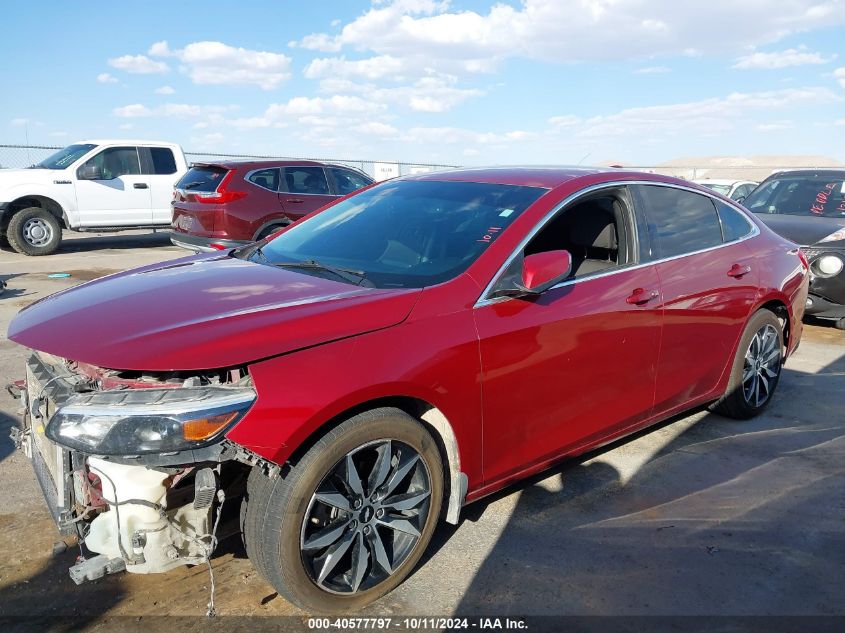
[711,309,783,419]
[8,207,62,256]
[244,408,443,612]
[256,223,287,240]
[834,318,845,331]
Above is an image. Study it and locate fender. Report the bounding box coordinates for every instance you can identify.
[2,181,78,227]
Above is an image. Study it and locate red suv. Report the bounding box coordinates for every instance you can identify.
[170,160,373,251]
[10,168,807,612]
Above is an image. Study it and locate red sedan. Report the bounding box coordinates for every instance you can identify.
[9,167,808,611]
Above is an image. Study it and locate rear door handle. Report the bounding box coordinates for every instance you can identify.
[626,288,660,305]
[285,198,304,204]
[727,264,752,278]
[133,183,149,189]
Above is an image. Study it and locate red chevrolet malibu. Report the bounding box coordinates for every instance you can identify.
[9,167,808,612]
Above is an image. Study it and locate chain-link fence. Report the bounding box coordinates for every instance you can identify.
[0,144,458,179]
[0,143,839,182]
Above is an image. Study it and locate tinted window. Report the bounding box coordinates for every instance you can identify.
[248,180,546,288]
[284,167,330,195]
[732,184,754,200]
[176,166,228,192]
[715,200,754,242]
[82,147,141,179]
[744,175,845,217]
[148,148,177,175]
[330,167,372,195]
[638,185,722,259]
[248,168,280,191]
[36,143,96,169]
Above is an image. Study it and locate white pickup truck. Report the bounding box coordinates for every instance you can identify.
[0,140,188,255]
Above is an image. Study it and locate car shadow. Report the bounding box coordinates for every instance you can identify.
[0,410,17,463]
[0,231,176,256]
[441,354,845,616]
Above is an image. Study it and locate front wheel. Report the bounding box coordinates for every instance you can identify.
[711,309,784,419]
[243,408,443,612]
[7,207,62,256]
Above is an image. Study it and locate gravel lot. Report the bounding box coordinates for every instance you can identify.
[0,230,843,620]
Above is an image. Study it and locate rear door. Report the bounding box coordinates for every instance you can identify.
[632,184,759,417]
[278,166,336,219]
[74,146,152,226]
[140,147,182,224]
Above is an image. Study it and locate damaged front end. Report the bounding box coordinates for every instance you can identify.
[12,352,259,585]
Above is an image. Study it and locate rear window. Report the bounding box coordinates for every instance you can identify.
[177,166,228,192]
[744,175,845,217]
[637,185,723,259]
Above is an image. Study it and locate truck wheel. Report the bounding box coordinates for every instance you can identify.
[711,309,783,419]
[7,207,62,256]
[834,318,845,331]
[244,407,443,612]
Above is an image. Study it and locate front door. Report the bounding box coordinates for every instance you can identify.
[75,146,152,226]
[475,186,663,484]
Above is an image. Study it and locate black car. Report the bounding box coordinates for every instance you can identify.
[744,169,845,329]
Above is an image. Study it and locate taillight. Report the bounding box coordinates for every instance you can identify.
[208,242,228,251]
[195,171,247,204]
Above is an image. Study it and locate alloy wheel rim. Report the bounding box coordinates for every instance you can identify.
[742,323,781,407]
[22,217,54,247]
[300,439,431,595]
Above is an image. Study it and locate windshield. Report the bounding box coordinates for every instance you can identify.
[34,143,97,169]
[699,183,731,195]
[247,179,546,288]
[744,175,845,217]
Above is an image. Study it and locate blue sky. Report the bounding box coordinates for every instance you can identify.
[3,0,845,166]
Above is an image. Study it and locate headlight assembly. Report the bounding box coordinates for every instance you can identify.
[810,253,844,278]
[45,386,256,455]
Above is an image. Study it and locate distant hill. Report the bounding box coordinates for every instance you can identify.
[603,155,844,181]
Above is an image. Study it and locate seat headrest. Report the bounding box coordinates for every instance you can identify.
[569,207,617,251]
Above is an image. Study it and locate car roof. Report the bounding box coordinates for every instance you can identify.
[402,166,617,188]
[190,159,359,170]
[767,168,845,178]
[694,178,754,185]
[76,139,178,146]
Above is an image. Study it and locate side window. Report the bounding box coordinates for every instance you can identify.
[82,147,141,180]
[283,167,330,195]
[715,200,754,242]
[522,190,631,279]
[147,148,177,175]
[637,185,722,259]
[329,167,371,196]
[248,168,280,191]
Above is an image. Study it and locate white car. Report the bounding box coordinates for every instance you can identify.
[694,179,758,203]
[0,140,188,255]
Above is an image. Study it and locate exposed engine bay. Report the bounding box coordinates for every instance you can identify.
[10,351,266,605]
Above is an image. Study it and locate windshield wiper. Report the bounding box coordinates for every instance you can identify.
[184,181,207,190]
[274,259,370,286]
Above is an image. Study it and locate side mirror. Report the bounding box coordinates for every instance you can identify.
[518,250,573,294]
[77,164,103,180]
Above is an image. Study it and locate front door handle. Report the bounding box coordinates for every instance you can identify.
[133,183,149,189]
[727,263,752,278]
[626,288,660,305]
[285,198,304,204]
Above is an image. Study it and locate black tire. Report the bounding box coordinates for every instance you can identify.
[834,318,845,331]
[7,207,62,256]
[256,223,287,241]
[711,309,784,419]
[244,407,444,612]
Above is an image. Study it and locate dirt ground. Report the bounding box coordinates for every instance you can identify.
[0,231,843,623]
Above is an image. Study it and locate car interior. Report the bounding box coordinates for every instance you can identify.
[524,191,632,278]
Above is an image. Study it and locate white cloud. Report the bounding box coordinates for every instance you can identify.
[732,46,836,69]
[835,67,845,88]
[155,85,176,94]
[554,87,838,139]
[548,115,582,128]
[295,0,845,71]
[97,72,118,83]
[10,118,29,127]
[144,40,291,89]
[755,121,793,131]
[112,103,237,119]
[634,66,671,74]
[305,55,408,81]
[356,121,399,137]
[108,54,169,74]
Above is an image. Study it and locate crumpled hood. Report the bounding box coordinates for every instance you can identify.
[8,255,421,371]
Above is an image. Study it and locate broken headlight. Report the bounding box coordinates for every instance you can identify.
[45,387,255,455]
